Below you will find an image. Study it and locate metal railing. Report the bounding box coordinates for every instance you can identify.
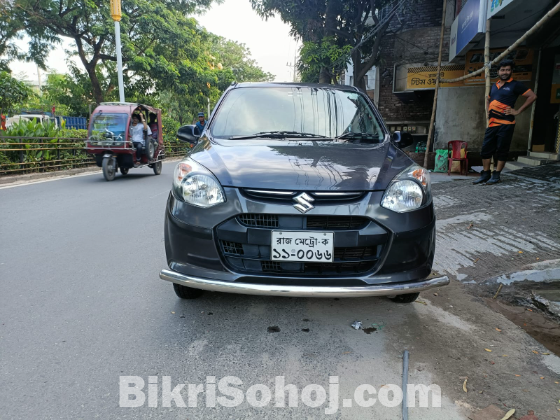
[0,136,191,176]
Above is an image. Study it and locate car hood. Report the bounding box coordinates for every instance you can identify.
[189,138,414,191]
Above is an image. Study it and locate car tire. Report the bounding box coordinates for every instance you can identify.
[102,156,116,181]
[120,167,129,176]
[173,283,204,299]
[153,161,162,175]
[389,293,420,303]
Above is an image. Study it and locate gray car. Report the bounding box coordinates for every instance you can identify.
[160,83,448,302]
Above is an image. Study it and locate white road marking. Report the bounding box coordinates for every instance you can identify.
[0,171,101,190]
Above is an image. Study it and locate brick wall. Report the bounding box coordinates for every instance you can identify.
[377,0,451,123]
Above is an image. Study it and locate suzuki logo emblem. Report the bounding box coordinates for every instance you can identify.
[293,193,315,214]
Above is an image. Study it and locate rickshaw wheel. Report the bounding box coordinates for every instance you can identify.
[102,156,116,181]
[120,167,129,176]
[153,160,162,175]
[146,140,155,160]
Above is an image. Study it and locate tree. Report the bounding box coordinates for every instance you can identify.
[251,0,404,89]
[156,34,274,125]
[0,1,24,72]
[0,71,32,115]
[15,0,222,103]
[208,35,274,83]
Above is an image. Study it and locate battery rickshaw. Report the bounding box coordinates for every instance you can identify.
[85,103,164,181]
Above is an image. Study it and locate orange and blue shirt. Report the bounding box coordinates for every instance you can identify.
[487,78,531,127]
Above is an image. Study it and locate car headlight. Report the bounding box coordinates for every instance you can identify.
[173,158,225,208]
[381,164,431,213]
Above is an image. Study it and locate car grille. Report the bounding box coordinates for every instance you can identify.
[241,189,365,202]
[237,214,369,230]
[238,214,279,228]
[216,213,388,277]
[220,241,379,275]
[259,261,375,275]
[306,216,367,230]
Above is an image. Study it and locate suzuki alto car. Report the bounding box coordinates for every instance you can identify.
[160,83,448,302]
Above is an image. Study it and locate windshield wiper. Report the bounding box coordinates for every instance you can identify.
[335,132,379,141]
[229,131,329,140]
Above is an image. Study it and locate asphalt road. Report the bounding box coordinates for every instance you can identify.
[0,162,557,419]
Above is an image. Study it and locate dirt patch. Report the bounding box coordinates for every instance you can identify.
[485,298,560,356]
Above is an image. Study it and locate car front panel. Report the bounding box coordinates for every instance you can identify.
[164,187,435,287]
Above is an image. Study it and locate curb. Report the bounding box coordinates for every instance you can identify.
[0,158,183,186]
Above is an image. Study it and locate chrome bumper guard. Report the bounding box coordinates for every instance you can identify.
[159,269,449,298]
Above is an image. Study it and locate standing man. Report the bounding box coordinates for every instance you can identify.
[129,113,151,163]
[474,60,537,185]
[195,112,206,135]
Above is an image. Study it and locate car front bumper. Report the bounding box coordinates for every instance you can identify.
[160,268,449,297]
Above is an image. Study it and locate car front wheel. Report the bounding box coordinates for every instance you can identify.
[389,293,420,303]
[173,283,204,299]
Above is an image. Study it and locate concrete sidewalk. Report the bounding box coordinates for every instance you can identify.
[431,164,560,284]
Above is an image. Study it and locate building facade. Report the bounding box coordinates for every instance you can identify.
[370,0,560,165]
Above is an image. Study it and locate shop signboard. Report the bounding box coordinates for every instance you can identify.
[406,65,465,90]
[449,0,487,61]
[488,0,519,19]
[464,48,533,84]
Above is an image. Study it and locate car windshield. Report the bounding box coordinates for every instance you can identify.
[211,87,385,142]
[89,113,128,141]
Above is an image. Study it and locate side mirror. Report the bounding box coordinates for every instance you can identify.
[393,131,413,148]
[177,125,200,144]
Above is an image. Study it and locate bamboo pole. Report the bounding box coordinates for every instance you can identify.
[484,19,491,127]
[423,0,447,168]
[441,1,560,83]
[527,49,542,153]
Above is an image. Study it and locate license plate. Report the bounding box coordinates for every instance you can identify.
[271,231,334,262]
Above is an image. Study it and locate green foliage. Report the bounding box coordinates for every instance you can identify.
[298,38,351,83]
[3,0,271,128]
[0,119,89,174]
[0,71,33,114]
[161,116,180,143]
[10,0,224,104]
[251,0,400,87]
[209,36,274,84]
[2,118,59,138]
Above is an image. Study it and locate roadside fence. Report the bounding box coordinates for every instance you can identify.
[0,136,190,176]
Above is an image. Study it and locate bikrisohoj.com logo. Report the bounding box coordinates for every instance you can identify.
[120,376,442,414]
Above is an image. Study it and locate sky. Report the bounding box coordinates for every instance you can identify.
[7,0,299,84]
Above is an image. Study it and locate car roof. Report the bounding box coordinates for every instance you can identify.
[233,82,360,92]
[92,103,160,115]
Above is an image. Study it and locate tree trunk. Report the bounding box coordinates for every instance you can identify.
[319,67,331,84]
[319,0,337,84]
[352,15,395,92]
[352,50,367,91]
[75,37,104,104]
[86,65,104,104]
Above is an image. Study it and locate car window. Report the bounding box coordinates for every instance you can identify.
[211,87,385,141]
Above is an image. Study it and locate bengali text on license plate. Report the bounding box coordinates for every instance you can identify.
[271,231,334,262]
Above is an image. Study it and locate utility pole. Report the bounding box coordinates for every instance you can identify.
[286,51,297,82]
[37,66,42,94]
[110,0,125,103]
